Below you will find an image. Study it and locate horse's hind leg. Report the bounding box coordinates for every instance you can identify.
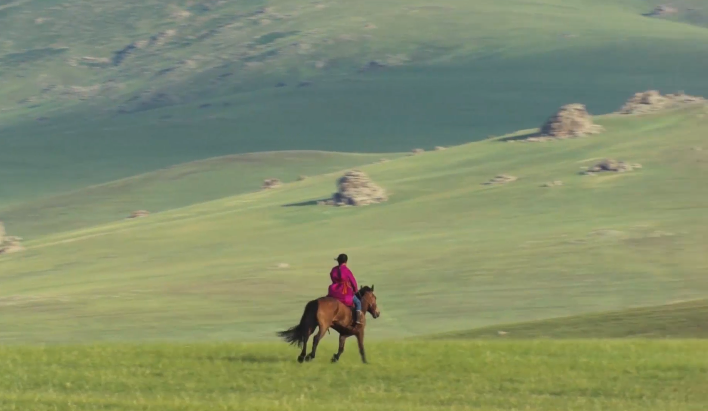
[331,334,348,363]
[297,327,313,363]
[305,322,328,361]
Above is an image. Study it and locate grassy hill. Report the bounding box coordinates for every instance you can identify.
[432,299,708,339]
[0,150,401,238]
[1,105,707,343]
[1,341,706,410]
[3,0,708,202]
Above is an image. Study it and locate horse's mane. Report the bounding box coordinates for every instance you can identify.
[356,286,373,299]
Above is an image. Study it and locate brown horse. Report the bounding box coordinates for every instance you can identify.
[277,285,380,364]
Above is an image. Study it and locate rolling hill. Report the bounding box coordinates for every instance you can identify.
[1,105,707,343]
[0,150,401,238]
[431,298,708,339]
[2,0,708,203]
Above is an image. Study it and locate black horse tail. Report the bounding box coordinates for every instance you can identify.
[277,299,319,348]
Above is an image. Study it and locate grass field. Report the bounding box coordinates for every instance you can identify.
[1,341,706,410]
[3,0,708,202]
[2,106,707,343]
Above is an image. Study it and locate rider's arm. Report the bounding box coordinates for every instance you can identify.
[349,270,358,293]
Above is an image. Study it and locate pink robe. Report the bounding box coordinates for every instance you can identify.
[327,264,358,307]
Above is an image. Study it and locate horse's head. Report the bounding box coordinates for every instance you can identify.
[357,285,380,319]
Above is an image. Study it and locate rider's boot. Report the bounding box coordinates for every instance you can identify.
[355,310,364,324]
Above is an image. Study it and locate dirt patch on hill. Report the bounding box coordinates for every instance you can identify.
[262,178,282,190]
[320,170,388,206]
[617,90,706,115]
[644,5,678,17]
[112,30,177,66]
[119,89,181,113]
[483,174,518,185]
[0,222,24,254]
[581,159,642,175]
[127,210,150,219]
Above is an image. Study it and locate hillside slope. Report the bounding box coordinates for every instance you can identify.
[2,0,708,201]
[0,150,400,238]
[431,299,708,339]
[1,106,707,343]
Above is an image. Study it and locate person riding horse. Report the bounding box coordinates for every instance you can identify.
[327,253,363,324]
[277,254,380,363]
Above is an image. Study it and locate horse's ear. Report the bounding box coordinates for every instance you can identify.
[372,284,375,291]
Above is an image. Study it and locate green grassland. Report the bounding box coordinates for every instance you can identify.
[433,299,708,339]
[1,106,707,343]
[0,150,401,238]
[0,341,707,410]
[3,2,708,409]
[3,0,708,202]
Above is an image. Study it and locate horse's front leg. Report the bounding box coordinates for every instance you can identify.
[355,330,367,364]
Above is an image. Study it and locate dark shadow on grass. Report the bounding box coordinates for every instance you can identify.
[498,131,539,142]
[204,354,286,363]
[283,199,328,207]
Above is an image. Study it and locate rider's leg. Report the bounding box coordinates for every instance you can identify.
[352,295,363,324]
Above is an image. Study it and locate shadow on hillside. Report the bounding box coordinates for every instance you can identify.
[283,199,327,207]
[498,131,538,142]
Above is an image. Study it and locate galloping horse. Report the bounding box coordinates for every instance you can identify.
[277,285,380,364]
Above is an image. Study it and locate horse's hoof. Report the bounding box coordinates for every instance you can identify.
[305,354,313,362]
[297,355,305,363]
[331,355,339,363]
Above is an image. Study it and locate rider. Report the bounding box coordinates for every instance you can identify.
[327,253,363,324]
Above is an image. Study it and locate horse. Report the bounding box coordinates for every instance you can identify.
[277,285,380,364]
